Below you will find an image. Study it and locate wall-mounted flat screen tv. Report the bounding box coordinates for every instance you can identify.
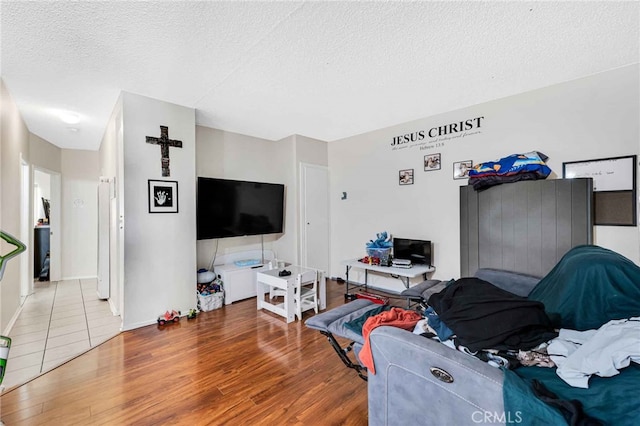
[393,238,432,266]
[197,177,285,240]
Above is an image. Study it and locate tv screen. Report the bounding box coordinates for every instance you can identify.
[393,238,432,266]
[197,177,285,240]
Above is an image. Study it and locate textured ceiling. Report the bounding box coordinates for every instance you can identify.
[1,1,638,151]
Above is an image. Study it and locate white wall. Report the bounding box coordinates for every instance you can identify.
[273,135,296,264]
[121,92,196,330]
[0,79,30,332]
[328,64,640,289]
[61,149,100,279]
[29,133,61,173]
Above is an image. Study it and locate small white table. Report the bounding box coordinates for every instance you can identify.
[341,259,435,300]
[256,266,326,323]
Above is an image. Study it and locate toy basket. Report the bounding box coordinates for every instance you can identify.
[366,247,391,263]
[197,291,224,312]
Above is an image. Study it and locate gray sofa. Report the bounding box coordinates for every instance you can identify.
[368,268,542,426]
[306,268,542,425]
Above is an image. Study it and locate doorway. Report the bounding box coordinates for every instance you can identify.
[33,168,61,282]
[3,166,121,390]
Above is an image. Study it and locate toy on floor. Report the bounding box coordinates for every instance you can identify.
[157,310,181,325]
[187,309,197,319]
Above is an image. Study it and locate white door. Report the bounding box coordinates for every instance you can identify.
[300,163,330,274]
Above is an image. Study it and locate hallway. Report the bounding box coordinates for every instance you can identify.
[1,278,121,390]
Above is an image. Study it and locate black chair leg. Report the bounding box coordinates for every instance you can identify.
[320,331,367,381]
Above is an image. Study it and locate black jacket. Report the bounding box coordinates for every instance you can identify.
[428,277,557,352]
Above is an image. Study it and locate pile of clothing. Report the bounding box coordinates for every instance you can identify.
[468,151,551,190]
[416,273,640,387]
[417,277,558,369]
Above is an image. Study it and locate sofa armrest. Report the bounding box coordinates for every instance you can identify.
[368,326,508,426]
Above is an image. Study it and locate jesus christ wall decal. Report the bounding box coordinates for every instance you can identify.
[146,125,183,177]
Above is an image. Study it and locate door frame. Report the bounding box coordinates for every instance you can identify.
[33,166,62,282]
[20,156,31,301]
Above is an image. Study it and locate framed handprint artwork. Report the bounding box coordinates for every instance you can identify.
[148,179,178,213]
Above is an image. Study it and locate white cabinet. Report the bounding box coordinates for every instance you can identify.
[215,263,268,305]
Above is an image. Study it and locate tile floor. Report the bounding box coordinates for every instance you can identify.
[1,278,121,390]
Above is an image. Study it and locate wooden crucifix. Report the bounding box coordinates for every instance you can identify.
[146,126,183,177]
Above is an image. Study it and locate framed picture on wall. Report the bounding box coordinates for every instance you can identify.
[399,169,414,185]
[424,153,441,171]
[453,160,473,180]
[148,179,178,213]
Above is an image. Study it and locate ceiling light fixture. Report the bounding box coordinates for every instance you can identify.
[58,110,81,124]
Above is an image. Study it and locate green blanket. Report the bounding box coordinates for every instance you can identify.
[528,245,640,330]
[504,364,640,426]
[343,304,391,336]
[504,245,640,425]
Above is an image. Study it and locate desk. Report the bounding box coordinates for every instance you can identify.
[256,266,326,323]
[341,259,435,299]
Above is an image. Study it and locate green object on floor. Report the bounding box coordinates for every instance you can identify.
[0,335,11,386]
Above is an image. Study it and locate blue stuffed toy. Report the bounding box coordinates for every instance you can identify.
[366,231,393,249]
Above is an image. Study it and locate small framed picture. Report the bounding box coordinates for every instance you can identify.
[148,179,178,213]
[399,169,414,185]
[453,160,473,180]
[424,153,441,171]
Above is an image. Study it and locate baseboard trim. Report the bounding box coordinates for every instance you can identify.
[121,318,157,332]
[60,275,98,281]
[2,300,26,336]
[107,298,120,317]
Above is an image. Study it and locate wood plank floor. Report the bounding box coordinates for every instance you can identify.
[0,280,377,425]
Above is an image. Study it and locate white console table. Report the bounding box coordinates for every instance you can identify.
[341,259,435,300]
